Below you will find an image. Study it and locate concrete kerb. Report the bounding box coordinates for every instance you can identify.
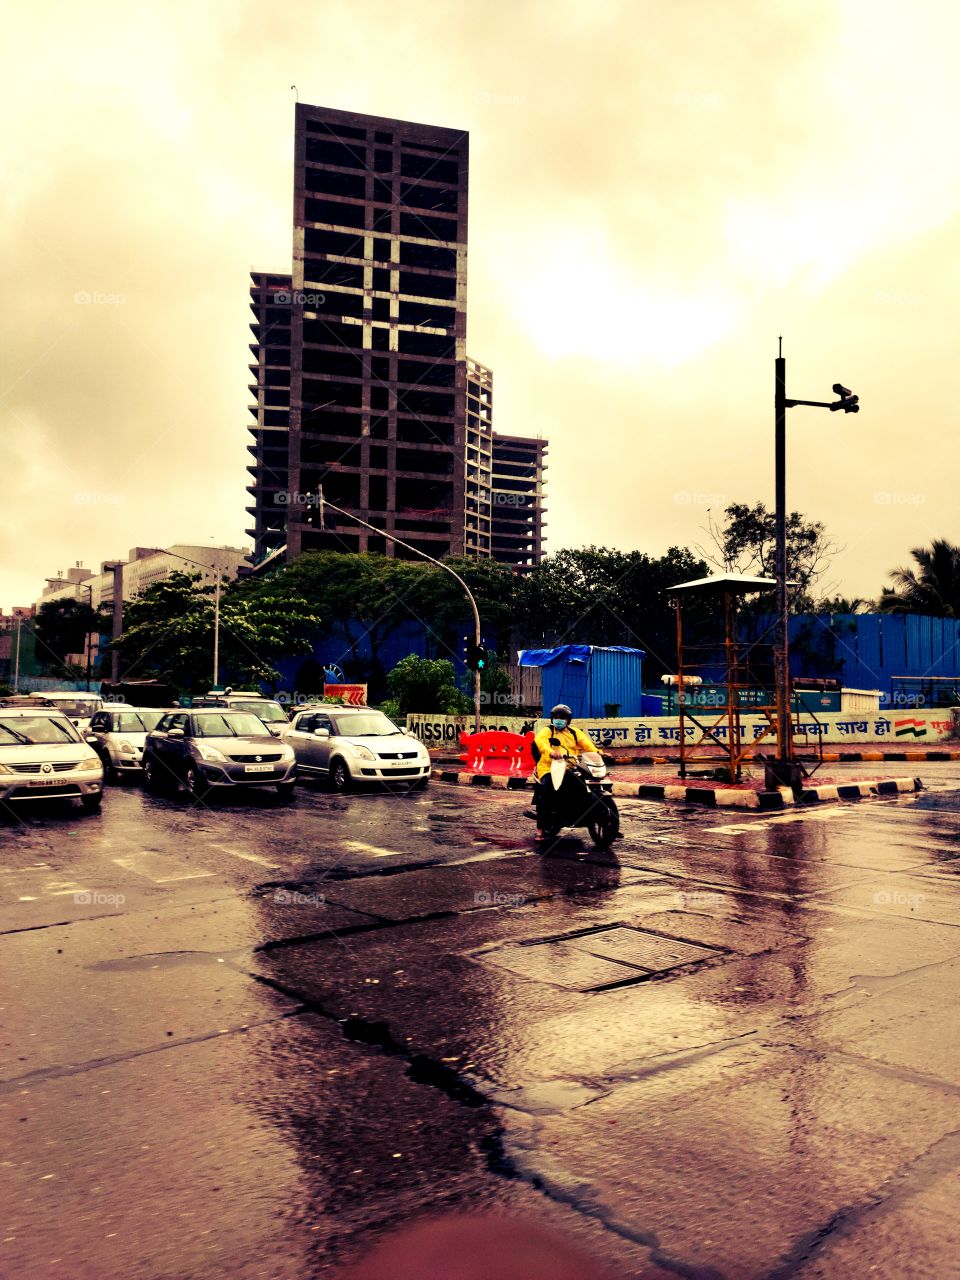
[430,770,924,809]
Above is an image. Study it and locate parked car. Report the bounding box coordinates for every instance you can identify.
[191,692,289,736]
[86,707,175,781]
[28,692,104,732]
[0,707,104,812]
[281,705,431,791]
[142,708,297,800]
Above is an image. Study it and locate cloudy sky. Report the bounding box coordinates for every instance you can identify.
[3,0,959,611]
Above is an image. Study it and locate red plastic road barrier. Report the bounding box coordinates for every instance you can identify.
[458,729,536,774]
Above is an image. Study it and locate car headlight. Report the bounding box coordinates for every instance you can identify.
[0,763,11,775]
[118,741,137,755]
[195,744,228,762]
[280,745,295,761]
[348,744,376,761]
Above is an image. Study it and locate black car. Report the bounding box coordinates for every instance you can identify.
[142,709,297,800]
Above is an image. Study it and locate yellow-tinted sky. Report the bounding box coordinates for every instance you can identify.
[3,0,959,610]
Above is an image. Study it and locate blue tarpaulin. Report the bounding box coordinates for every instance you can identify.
[518,645,643,667]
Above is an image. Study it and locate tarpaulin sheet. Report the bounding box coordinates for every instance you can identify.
[518,645,644,667]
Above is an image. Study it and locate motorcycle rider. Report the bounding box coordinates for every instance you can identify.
[532,704,601,840]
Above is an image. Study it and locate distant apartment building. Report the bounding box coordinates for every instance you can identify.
[36,545,250,610]
[244,102,546,570]
[491,434,547,569]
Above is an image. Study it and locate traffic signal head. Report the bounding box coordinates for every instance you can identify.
[465,639,487,671]
[830,383,860,413]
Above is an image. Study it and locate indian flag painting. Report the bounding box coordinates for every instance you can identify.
[895,718,928,737]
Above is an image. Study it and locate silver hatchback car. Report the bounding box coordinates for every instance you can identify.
[0,707,104,812]
[281,706,431,791]
[86,707,174,781]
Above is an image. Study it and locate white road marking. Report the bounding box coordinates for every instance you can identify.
[343,840,406,858]
[113,852,214,884]
[207,843,280,869]
[711,810,855,834]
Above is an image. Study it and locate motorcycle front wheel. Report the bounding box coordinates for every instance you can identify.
[587,796,620,849]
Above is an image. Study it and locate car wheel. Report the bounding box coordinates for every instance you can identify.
[142,754,162,792]
[329,758,351,793]
[184,764,208,800]
[413,776,430,790]
[80,792,103,814]
[275,781,296,802]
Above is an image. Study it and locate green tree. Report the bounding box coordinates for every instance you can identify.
[113,571,319,688]
[701,502,836,601]
[385,654,472,715]
[34,598,108,672]
[879,539,960,617]
[516,545,709,680]
[262,551,518,697]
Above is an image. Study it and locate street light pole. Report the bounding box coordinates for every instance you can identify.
[315,493,483,733]
[768,341,859,791]
[13,616,22,693]
[213,567,221,687]
[774,345,792,778]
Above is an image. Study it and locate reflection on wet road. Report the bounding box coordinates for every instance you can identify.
[3,765,960,1277]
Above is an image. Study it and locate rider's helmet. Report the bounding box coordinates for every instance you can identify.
[549,703,573,727]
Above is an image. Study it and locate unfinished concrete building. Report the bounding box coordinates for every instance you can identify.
[284,103,469,561]
[245,272,293,565]
[490,433,547,568]
[464,358,493,557]
[244,103,548,570]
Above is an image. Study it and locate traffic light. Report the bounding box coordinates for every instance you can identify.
[830,383,860,413]
[465,638,487,671]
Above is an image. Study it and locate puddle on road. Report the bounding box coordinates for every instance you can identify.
[89,949,248,973]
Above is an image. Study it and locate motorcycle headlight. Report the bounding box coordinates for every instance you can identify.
[195,744,228,762]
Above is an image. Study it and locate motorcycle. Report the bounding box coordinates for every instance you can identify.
[531,739,621,850]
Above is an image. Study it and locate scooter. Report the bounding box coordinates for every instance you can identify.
[531,739,621,850]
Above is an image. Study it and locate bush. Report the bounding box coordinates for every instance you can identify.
[386,654,472,716]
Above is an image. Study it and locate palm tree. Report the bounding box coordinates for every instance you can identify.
[879,539,960,617]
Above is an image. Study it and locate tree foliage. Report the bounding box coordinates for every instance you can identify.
[879,539,960,617]
[700,502,837,603]
[34,598,108,672]
[113,571,319,689]
[515,545,709,680]
[385,654,471,715]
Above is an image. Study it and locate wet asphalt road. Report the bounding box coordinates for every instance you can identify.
[3,766,960,1279]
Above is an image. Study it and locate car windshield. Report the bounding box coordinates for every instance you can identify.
[192,713,268,738]
[0,715,81,745]
[115,711,166,733]
[333,712,400,737]
[232,701,287,722]
[44,699,99,718]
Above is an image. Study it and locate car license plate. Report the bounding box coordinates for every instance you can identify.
[32,778,62,786]
[244,764,273,773]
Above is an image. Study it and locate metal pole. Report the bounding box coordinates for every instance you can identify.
[213,567,221,687]
[774,348,793,773]
[13,616,21,693]
[318,493,483,732]
[110,562,123,684]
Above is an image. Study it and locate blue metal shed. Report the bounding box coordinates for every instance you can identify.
[518,645,645,718]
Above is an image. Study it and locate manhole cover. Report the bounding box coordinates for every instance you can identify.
[476,925,724,991]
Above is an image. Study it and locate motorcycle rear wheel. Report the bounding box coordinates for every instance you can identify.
[587,797,620,849]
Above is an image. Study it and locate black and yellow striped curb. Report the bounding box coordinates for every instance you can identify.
[430,770,924,810]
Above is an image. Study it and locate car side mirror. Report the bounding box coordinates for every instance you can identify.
[168,727,185,739]
[313,728,330,738]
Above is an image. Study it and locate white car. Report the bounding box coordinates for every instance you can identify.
[281,706,431,791]
[29,692,104,733]
[86,707,175,781]
[0,707,104,812]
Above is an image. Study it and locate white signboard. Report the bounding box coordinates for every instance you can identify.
[405,710,956,748]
